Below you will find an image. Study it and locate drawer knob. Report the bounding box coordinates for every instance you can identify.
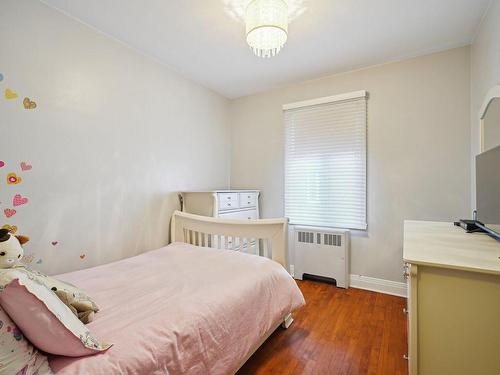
[403,308,408,314]
[403,355,408,360]
[227,203,231,206]
[227,197,231,200]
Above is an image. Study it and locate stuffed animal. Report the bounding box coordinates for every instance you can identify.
[52,288,95,324]
[0,228,29,269]
[0,228,98,324]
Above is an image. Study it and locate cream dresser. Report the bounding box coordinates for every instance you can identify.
[403,221,500,375]
[180,190,260,220]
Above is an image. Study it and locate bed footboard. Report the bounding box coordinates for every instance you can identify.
[282,313,294,329]
[170,210,288,268]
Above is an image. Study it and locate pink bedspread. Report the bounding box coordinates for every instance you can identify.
[48,243,305,375]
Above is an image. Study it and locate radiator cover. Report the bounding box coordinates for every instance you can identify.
[291,226,350,288]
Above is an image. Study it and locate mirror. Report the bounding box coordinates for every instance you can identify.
[477,86,500,233]
[481,86,500,152]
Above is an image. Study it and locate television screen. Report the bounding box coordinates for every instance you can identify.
[476,144,500,231]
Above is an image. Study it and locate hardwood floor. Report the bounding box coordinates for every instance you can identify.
[237,280,408,375]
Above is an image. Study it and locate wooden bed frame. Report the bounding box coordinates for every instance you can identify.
[171,210,288,268]
[171,210,294,373]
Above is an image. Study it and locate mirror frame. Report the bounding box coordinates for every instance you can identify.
[479,85,500,152]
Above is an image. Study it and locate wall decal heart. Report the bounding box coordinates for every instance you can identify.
[2,224,18,234]
[6,173,22,185]
[23,97,37,110]
[51,241,58,246]
[4,88,18,99]
[20,162,32,171]
[80,254,86,260]
[13,194,28,207]
[0,161,5,168]
[4,209,16,218]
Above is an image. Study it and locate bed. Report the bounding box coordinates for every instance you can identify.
[48,211,305,375]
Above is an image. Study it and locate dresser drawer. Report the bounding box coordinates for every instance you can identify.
[218,193,239,210]
[239,192,257,208]
[218,209,258,220]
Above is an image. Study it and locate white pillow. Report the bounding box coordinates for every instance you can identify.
[0,306,53,375]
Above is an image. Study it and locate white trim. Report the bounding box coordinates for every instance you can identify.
[349,274,407,297]
[479,85,500,152]
[282,90,367,110]
[479,85,500,120]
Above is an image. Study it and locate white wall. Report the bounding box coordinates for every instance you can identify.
[470,0,500,206]
[230,47,471,283]
[0,0,230,275]
[0,0,481,284]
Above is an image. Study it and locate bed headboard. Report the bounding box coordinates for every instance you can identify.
[170,210,288,268]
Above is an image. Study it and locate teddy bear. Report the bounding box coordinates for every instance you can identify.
[0,228,97,324]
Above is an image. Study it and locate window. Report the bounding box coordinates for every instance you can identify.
[284,91,367,230]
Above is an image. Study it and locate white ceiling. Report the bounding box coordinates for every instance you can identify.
[41,0,490,99]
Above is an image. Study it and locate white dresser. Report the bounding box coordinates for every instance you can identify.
[180,190,260,220]
[403,221,500,375]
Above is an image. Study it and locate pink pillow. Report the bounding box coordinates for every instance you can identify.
[0,273,110,357]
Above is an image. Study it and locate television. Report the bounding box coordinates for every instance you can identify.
[475,144,500,239]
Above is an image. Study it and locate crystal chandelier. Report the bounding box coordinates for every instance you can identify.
[245,0,289,58]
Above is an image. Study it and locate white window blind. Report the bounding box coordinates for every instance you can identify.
[284,91,367,230]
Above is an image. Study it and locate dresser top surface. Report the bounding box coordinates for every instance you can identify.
[403,220,500,275]
[182,190,259,194]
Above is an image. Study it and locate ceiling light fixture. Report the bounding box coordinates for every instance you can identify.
[245,0,288,58]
